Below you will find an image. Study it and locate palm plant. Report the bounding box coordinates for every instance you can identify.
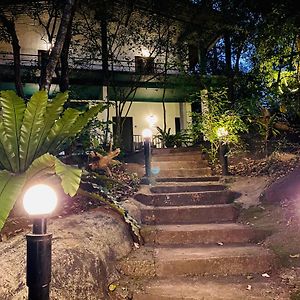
[0,90,104,230]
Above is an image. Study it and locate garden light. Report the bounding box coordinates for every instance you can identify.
[23,184,57,300]
[216,127,229,176]
[23,184,57,216]
[142,128,153,184]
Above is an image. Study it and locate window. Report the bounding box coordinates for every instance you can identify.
[135,56,155,74]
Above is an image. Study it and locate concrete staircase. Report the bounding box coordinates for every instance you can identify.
[118,148,288,299]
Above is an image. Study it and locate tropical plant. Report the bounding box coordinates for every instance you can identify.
[189,89,248,163]
[0,90,104,230]
[156,127,190,148]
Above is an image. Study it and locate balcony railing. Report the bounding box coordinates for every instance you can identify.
[133,134,163,152]
[0,52,187,74]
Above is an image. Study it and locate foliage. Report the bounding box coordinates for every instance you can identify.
[79,169,141,242]
[0,90,104,231]
[156,127,190,148]
[189,88,248,163]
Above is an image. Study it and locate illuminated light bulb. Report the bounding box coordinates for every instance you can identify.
[142,128,153,139]
[146,115,157,127]
[141,48,150,57]
[216,127,229,138]
[23,184,58,216]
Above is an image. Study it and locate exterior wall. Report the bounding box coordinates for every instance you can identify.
[99,101,192,137]
[1,15,51,54]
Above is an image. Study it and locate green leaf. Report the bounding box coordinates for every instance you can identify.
[19,90,48,171]
[0,170,26,231]
[33,92,69,159]
[0,90,26,172]
[38,108,81,156]
[55,159,82,196]
[55,103,104,153]
[26,153,56,180]
[0,121,14,171]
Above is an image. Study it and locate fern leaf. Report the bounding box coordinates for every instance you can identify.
[37,108,81,156]
[0,91,26,172]
[0,170,26,231]
[19,91,48,171]
[33,92,69,160]
[25,153,56,180]
[54,103,104,152]
[55,158,82,196]
[0,121,14,171]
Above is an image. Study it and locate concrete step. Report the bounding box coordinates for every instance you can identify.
[119,245,274,278]
[155,168,212,178]
[152,147,202,155]
[152,154,204,162]
[135,190,237,206]
[142,223,256,245]
[132,277,289,300]
[141,204,238,225]
[156,176,220,183]
[150,184,226,193]
[152,160,208,169]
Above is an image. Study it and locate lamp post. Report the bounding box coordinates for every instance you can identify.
[216,127,229,176]
[141,128,153,184]
[23,184,58,300]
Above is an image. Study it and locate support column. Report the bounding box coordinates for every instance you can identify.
[179,102,187,130]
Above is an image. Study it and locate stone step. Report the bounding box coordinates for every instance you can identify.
[141,204,238,225]
[135,190,237,206]
[155,168,212,178]
[152,160,208,169]
[132,277,288,300]
[152,147,202,155]
[150,184,226,194]
[119,245,274,278]
[152,154,204,162]
[141,223,256,245]
[156,176,220,183]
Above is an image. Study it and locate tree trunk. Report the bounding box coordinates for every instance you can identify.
[224,32,234,106]
[101,17,110,146]
[0,14,24,98]
[39,0,76,91]
[59,0,77,92]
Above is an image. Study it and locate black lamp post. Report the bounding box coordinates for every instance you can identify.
[23,184,58,300]
[141,128,153,184]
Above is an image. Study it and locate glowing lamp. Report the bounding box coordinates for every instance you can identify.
[216,127,229,139]
[23,184,57,216]
[142,128,153,139]
[141,48,150,57]
[146,114,157,127]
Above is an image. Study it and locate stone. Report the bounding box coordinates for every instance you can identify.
[0,210,132,300]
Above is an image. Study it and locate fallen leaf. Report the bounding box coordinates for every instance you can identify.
[108,283,117,292]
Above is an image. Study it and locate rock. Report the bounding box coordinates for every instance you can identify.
[263,166,300,204]
[0,210,132,300]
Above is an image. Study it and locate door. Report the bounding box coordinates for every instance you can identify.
[113,117,133,152]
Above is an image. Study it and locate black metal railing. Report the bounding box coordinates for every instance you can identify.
[0,51,187,74]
